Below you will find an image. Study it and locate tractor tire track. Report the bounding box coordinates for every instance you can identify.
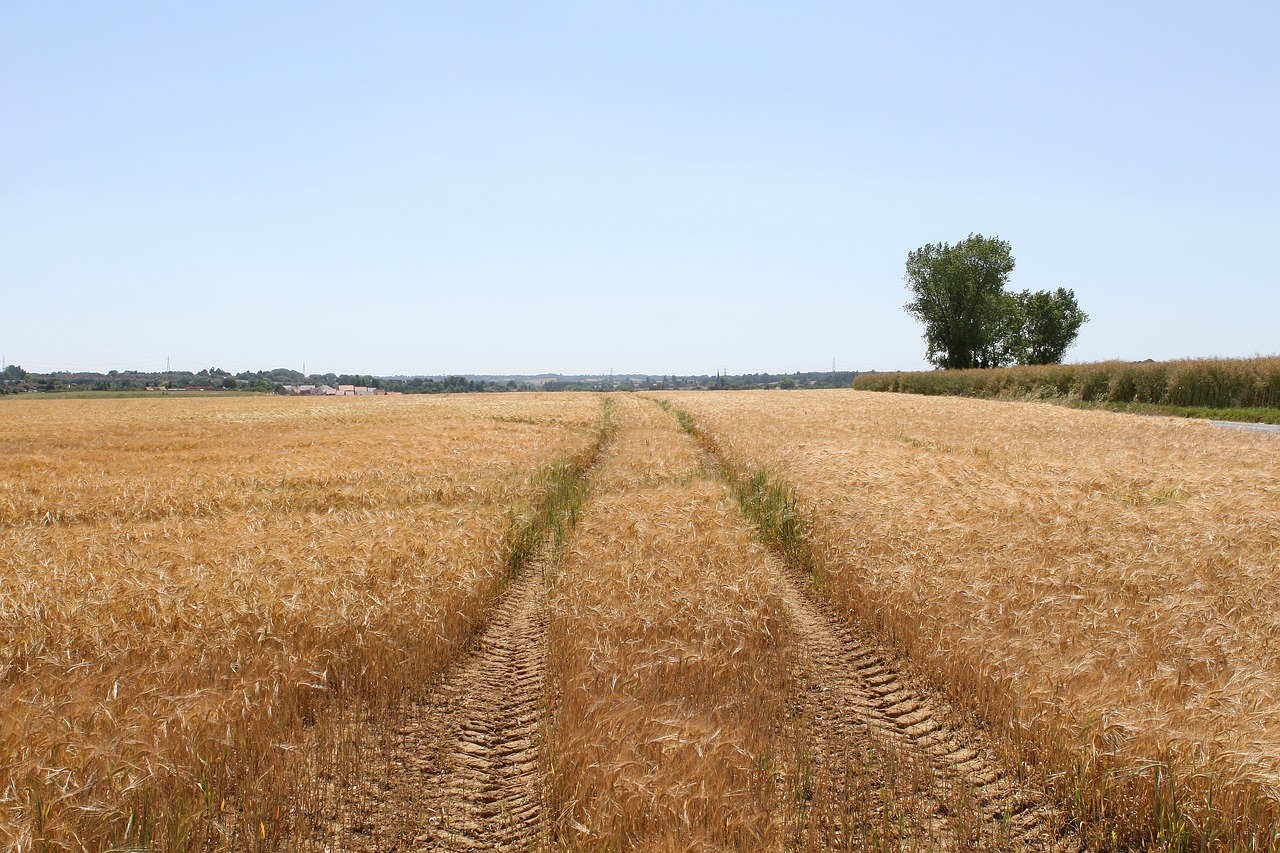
[677,418,1080,850]
[313,566,549,852]
[422,564,548,851]
[777,562,1079,851]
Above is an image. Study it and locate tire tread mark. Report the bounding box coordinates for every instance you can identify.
[776,560,1080,851]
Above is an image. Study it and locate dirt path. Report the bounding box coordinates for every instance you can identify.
[315,565,549,852]
[775,559,1077,851]
[1210,419,1280,434]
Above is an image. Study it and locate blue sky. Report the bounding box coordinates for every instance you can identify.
[3,2,1277,376]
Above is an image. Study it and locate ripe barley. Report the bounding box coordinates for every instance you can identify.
[0,393,601,851]
[670,388,1280,849]
[545,397,789,850]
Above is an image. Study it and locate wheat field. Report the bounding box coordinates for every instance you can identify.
[545,396,791,850]
[0,394,601,851]
[6,389,1279,851]
[669,388,1280,848]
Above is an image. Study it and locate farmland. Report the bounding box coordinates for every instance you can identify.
[0,394,602,850]
[3,390,1278,851]
[671,389,1280,849]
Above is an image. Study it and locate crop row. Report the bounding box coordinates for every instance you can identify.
[546,397,790,848]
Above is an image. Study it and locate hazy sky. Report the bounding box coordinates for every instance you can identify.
[3,2,1277,376]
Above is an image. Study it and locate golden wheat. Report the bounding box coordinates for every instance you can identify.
[545,397,790,850]
[14,387,1271,850]
[669,388,1280,848]
[0,393,600,852]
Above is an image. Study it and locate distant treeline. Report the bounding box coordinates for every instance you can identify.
[853,357,1280,410]
[533,372,861,392]
[2,365,862,395]
[1,366,329,394]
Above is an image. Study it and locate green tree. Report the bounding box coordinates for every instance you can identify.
[904,235,1087,368]
[903,234,1016,369]
[1008,288,1089,365]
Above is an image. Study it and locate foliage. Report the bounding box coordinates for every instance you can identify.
[3,367,877,397]
[1073,401,1280,425]
[1009,288,1089,365]
[903,234,1086,368]
[903,234,1017,369]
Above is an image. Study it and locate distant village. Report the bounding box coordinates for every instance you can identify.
[278,384,402,396]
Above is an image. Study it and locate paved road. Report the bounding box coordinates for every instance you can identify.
[1211,420,1280,435]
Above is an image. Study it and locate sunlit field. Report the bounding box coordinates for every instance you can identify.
[6,389,1279,851]
[546,397,789,849]
[670,389,1280,847]
[0,394,600,851]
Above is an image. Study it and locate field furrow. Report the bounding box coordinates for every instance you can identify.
[422,562,549,850]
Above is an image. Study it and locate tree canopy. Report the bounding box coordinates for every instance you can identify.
[1007,288,1089,365]
[903,235,1086,368]
[904,234,1016,369]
